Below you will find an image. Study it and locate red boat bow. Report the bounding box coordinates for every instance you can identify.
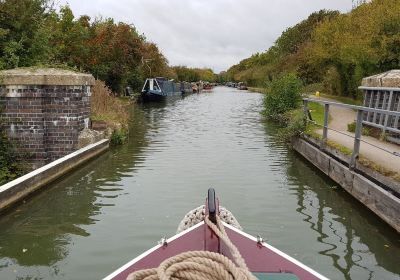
[103,189,328,280]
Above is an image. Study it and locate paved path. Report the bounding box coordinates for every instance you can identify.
[311,96,400,175]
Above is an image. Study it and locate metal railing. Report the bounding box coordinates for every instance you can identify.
[302,98,400,169]
[358,86,400,143]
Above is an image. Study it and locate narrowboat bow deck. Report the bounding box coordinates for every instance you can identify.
[103,189,328,280]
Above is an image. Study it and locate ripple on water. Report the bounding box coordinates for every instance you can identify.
[0,88,398,280]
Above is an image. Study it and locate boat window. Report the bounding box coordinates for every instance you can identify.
[153,80,161,91]
[143,80,150,91]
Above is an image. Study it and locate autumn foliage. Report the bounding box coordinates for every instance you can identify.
[226,0,400,98]
[0,1,174,94]
[91,80,129,126]
[172,66,216,82]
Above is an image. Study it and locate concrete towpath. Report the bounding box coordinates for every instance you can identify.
[311,96,400,175]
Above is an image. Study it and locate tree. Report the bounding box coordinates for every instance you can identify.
[172,66,216,82]
[0,0,52,68]
[226,0,400,98]
[264,73,303,117]
[0,1,175,94]
[275,10,339,56]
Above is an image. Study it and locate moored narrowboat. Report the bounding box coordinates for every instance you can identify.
[180,81,194,95]
[141,77,192,101]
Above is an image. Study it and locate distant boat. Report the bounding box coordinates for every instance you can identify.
[103,188,328,280]
[180,81,194,95]
[238,82,248,90]
[141,77,193,101]
[203,83,213,90]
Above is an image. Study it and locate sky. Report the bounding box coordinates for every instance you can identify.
[58,0,352,72]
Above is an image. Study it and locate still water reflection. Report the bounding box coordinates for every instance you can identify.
[0,87,398,280]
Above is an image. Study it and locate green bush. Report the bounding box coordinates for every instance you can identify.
[347,122,356,132]
[277,109,306,141]
[347,121,371,136]
[363,127,371,136]
[263,73,303,118]
[322,66,342,96]
[0,112,25,185]
[110,129,127,146]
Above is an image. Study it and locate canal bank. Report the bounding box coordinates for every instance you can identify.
[292,136,400,232]
[0,139,109,213]
[0,68,132,191]
[295,74,400,233]
[0,88,398,280]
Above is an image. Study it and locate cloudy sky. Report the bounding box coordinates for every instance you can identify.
[58,0,352,72]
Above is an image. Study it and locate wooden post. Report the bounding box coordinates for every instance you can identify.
[350,110,363,169]
[383,90,394,134]
[322,104,329,148]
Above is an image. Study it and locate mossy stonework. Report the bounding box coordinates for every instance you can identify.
[0,68,95,169]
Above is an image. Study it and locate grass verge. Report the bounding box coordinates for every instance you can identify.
[319,93,362,106]
[91,80,132,145]
[307,102,328,126]
[303,83,362,106]
[303,129,399,182]
[248,87,268,94]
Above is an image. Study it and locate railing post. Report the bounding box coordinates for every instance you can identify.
[303,99,309,127]
[322,104,329,149]
[350,110,363,169]
[383,90,394,135]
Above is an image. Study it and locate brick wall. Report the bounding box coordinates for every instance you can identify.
[0,85,91,168]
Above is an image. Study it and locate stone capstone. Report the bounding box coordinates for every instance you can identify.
[361,69,400,88]
[0,68,95,86]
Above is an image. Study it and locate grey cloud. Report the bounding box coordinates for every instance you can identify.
[59,0,351,72]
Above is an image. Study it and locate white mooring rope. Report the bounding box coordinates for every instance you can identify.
[127,215,256,280]
[176,205,242,233]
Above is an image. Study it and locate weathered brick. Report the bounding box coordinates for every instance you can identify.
[0,81,92,167]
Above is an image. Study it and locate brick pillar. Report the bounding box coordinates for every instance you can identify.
[0,86,47,167]
[0,68,94,168]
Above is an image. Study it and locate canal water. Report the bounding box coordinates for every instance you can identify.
[0,87,399,280]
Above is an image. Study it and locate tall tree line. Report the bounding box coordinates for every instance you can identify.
[0,0,175,93]
[172,66,216,82]
[226,0,400,98]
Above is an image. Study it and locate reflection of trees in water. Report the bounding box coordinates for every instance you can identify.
[286,153,400,279]
[0,103,159,268]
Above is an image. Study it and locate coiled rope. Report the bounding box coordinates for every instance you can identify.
[127,215,257,280]
[176,205,242,233]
